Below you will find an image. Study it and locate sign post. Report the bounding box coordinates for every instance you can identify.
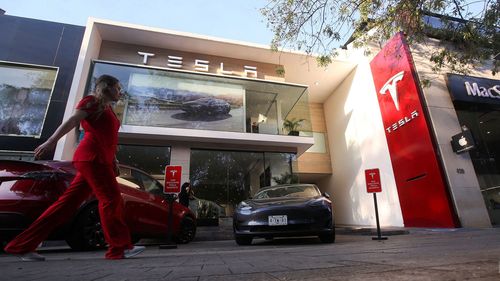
[160,165,182,249]
[365,168,388,241]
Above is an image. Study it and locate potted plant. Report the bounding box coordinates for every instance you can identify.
[283,118,305,136]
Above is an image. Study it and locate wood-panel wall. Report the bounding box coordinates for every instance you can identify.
[297,103,332,174]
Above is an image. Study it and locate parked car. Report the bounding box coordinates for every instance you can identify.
[0,160,196,250]
[233,184,335,245]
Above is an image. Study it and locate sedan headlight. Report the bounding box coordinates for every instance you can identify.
[308,199,331,208]
[237,201,253,214]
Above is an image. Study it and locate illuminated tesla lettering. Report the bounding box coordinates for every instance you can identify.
[137,51,155,64]
[379,71,405,111]
[385,110,419,133]
[138,50,258,77]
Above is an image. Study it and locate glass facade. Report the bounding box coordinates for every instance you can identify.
[87,61,311,135]
[86,61,305,225]
[455,104,500,226]
[116,144,171,180]
[0,61,58,137]
[189,149,297,218]
[0,150,35,161]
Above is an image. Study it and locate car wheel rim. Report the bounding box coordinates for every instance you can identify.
[83,208,106,248]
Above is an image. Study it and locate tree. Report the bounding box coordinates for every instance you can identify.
[261,0,499,75]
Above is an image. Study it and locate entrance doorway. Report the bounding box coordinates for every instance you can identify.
[456,104,500,225]
[189,149,297,224]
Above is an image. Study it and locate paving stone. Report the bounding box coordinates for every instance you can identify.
[1,229,499,281]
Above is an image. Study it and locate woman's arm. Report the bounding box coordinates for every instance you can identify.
[113,156,120,176]
[34,109,88,159]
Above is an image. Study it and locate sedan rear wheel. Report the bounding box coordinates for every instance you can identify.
[66,204,107,251]
[234,235,252,246]
[174,216,196,244]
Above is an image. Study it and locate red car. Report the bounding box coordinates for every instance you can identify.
[0,160,196,250]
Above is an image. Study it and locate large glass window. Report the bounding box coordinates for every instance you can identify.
[0,61,58,137]
[455,103,500,226]
[116,144,171,181]
[266,152,298,186]
[87,61,311,135]
[189,149,297,219]
[0,151,35,161]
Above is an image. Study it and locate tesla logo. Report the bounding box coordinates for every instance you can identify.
[379,71,404,110]
[169,170,177,176]
[369,172,377,179]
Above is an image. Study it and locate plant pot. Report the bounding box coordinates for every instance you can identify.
[288,131,299,136]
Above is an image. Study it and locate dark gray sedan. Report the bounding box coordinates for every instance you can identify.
[233,184,335,245]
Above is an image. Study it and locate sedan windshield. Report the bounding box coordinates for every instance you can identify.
[254,185,320,199]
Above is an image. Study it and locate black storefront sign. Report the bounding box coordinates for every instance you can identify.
[446,74,500,106]
[450,129,475,154]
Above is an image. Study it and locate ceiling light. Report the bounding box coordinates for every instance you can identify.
[314,81,320,86]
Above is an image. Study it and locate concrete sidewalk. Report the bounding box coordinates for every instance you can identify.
[1,228,499,280]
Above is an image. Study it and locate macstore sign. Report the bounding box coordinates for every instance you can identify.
[447,74,500,105]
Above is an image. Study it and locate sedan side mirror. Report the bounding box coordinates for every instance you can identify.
[322,192,330,199]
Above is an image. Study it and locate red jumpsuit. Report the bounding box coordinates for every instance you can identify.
[5,95,132,259]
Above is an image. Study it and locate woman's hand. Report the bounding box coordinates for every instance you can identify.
[113,158,120,177]
[33,109,88,160]
[34,140,56,159]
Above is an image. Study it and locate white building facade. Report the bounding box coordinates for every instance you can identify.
[52,18,497,228]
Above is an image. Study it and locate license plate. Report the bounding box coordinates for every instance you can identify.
[268,215,288,226]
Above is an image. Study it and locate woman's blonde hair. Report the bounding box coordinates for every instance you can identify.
[92,75,119,119]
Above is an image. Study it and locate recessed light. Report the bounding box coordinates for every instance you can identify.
[314,81,320,86]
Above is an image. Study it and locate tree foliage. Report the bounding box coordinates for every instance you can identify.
[261,0,499,75]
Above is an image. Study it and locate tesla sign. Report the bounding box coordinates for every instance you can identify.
[370,32,456,227]
[164,165,182,194]
[138,51,258,78]
[365,169,382,193]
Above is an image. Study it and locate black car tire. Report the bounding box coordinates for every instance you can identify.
[66,204,107,251]
[174,216,196,244]
[319,229,336,243]
[234,235,253,246]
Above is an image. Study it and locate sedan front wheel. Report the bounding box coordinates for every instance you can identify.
[234,235,252,246]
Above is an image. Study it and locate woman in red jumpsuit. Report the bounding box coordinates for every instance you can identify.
[4,75,145,261]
